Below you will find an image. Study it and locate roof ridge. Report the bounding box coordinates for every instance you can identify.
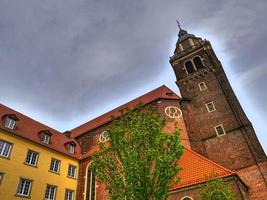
[0,104,61,134]
[71,85,180,137]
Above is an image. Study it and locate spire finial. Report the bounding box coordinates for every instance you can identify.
[176,20,182,31]
[176,20,188,38]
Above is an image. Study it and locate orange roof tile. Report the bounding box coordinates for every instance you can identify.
[0,104,81,159]
[170,148,234,190]
[71,85,180,138]
[80,145,234,189]
[80,145,99,160]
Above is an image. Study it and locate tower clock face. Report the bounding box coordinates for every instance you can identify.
[164,106,182,119]
[98,131,110,143]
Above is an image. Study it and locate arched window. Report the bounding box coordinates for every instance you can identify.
[181,197,193,200]
[185,61,195,74]
[211,190,227,200]
[85,164,96,200]
[193,56,204,69]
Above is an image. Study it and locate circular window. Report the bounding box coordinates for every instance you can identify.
[98,131,110,143]
[164,106,182,119]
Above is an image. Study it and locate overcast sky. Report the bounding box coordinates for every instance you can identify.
[0,0,266,152]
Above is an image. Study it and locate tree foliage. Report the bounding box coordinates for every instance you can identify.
[200,176,236,200]
[90,105,184,200]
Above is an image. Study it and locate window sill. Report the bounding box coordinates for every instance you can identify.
[0,155,11,160]
[15,194,31,199]
[67,175,77,180]
[24,162,38,168]
[48,170,60,175]
[207,110,216,113]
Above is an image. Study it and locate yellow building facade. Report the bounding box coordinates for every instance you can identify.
[0,104,80,200]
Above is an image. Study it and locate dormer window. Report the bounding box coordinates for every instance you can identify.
[69,144,75,154]
[64,141,76,154]
[4,117,16,130]
[38,130,52,144]
[43,133,50,144]
[2,114,18,130]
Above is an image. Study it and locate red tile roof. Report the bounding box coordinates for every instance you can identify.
[0,104,81,159]
[71,85,180,138]
[79,145,234,189]
[170,148,234,190]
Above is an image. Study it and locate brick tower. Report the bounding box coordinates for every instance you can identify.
[169,24,267,198]
[169,24,266,170]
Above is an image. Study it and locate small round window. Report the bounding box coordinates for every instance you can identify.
[164,106,182,119]
[98,131,110,143]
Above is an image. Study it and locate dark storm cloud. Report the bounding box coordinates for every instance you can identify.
[0,0,266,149]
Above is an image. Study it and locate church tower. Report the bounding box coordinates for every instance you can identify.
[169,23,266,171]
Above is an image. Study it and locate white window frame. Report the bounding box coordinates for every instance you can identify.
[184,60,196,75]
[0,140,12,158]
[205,101,216,113]
[25,150,39,166]
[43,133,51,144]
[16,178,32,197]
[215,124,226,136]
[198,82,207,91]
[193,55,205,69]
[45,184,57,200]
[69,144,75,154]
[184,55,205,75]
[84,163,97,200]
[4,117,16,130]
[49,158,61,173]
[0,172,4,185]
[67,164,77,178]
[65,189,74,200]
[99,131,110,143]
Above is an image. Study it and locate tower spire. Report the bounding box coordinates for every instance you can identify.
[176,20,182,31]
[175,20,188,38]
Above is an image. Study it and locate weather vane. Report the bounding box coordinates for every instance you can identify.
[176,20,182,31]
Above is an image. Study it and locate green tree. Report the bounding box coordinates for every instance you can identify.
[200,176,236,200]
[90,105,184,200]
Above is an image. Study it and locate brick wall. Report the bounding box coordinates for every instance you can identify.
[168,178,246,200]
[171,40,266,171]
[237,161,267,199]
[76,98,191,200]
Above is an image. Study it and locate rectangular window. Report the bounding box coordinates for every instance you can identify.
[17,178,32,197]
[69,144,75,154]
[215,125,226,136]
[67,164,77,178]
[4,117,16,130]
[49,158,61,173]
[25,150,39,166]
[0,140,12,158]
[205,101,216,112]
[43,134,50,144]
[45,184,57,200]
[65,189,74,200]
[198,82,207,91]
